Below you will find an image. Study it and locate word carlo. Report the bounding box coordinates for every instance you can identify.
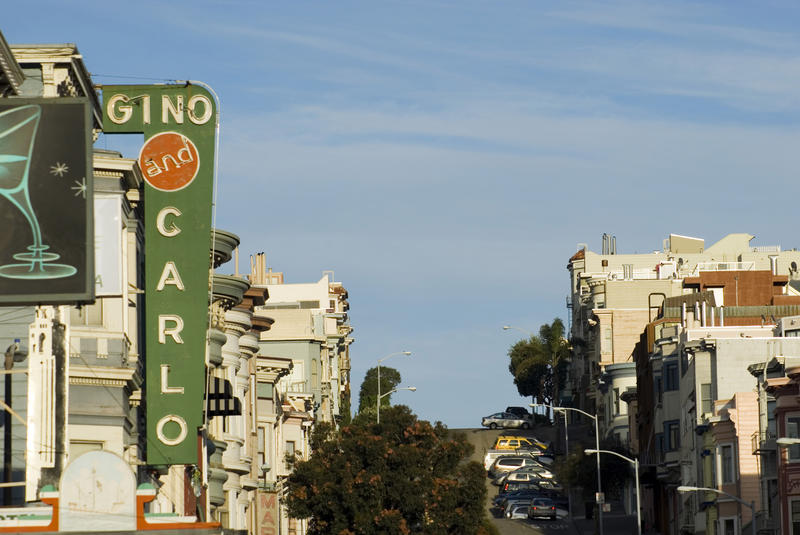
[105,93,213,126]
[154,205,192,447]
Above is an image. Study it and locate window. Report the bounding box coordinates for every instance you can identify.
[787,415,800,461]
[655,376,663,404]
[720,444,735,484]
[721,517,736,535]
[665,421,680,451]
[257,427,265,469]
[69,301,103,326]
[69,440,103,459]
[664,363,679,391]
[767,400,776,437]
[601,326,613,354]
[701,383,712,414]
[286,441,295,456]
[791,499,800,535]
[614,388,621,415]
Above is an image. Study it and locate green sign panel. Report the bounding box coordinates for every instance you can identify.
[102,84,216,465]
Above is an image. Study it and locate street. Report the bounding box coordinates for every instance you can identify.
[461,426,576,535]
[461,426,636,535]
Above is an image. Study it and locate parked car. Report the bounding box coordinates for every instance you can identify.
[494,466,554,486]
[498,480,541,495]
[493,487,542,508]
[498,490,547,516]
[483,449,537,471]
[528,497,557,520]
[505,406,530,418]
[492,434,550,451]
[488,456,540,479]
[493,470,539,486]
[506,503,529,520]
[481,412,531,430]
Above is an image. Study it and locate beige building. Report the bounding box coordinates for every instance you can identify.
[567,232,800,440]
[244,254,354,535]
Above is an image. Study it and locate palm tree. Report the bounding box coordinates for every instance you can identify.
[507,318,570,406]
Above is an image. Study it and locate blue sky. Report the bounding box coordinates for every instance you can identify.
[7,1,800,427]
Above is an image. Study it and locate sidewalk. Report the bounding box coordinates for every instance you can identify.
[571,512,638,534]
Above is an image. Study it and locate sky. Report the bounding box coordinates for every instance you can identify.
[6,1,800,428]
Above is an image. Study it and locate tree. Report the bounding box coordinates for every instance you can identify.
[285,405,499,535]
[340,384,352,425]
[506,318,570,406]
[552,440,633,498]
[357,366,401,416]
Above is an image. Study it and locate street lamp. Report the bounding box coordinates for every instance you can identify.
[586,449,641,535]
[677,485,755,535]
[377,387,416,423]
[503,325,533,338]
[376,351,411,424]
[533,403,603,535]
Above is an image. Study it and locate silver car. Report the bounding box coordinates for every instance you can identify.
[506,503,530,520]
[528,497,557,520]
[488,456,540,479]
[481,412,531,430]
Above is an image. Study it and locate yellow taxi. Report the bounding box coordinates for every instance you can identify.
[492,435,548,451]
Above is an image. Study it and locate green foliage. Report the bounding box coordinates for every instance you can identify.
[358,366,402,415]
[507,318,570,405]
[285,405,496,535]
[340,384,352,425]
[552,440,633,498]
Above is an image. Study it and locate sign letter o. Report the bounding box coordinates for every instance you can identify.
[187,95,213,125]
[156,414,188,446]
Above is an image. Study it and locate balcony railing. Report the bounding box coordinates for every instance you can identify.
[692,261,755,274]
[752,430,776,455]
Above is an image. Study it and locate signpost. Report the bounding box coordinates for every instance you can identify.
[102,84,217,465]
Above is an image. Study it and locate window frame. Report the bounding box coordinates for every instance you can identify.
[665,420,680,452]
[700,383,712,415]
[718,443,736,485]
[719,515,737,535]
[790,497,800,535]
[664,362,679,391]
[786,412,800,463]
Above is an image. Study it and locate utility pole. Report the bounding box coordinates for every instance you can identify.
[3,338,18,504]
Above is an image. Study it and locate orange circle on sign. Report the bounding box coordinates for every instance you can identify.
[139,132,200,191]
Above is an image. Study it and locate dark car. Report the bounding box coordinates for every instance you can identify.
[493,488,541,507]
[505,406,530,418]
[495,489,544,511]
[499,480,541,496]
[528,497,557,520]
[539,490,569,511]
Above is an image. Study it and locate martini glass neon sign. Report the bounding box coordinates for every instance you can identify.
[0,105,76,279]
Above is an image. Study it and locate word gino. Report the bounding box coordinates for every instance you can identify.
[106,93,213,126]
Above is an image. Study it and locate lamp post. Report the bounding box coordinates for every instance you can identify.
[377,387,416,423]
[503,325,533,338]
[533,403,603,535]
[376,351,411,424]
[586,449,641,535]
[677,485,755,535]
